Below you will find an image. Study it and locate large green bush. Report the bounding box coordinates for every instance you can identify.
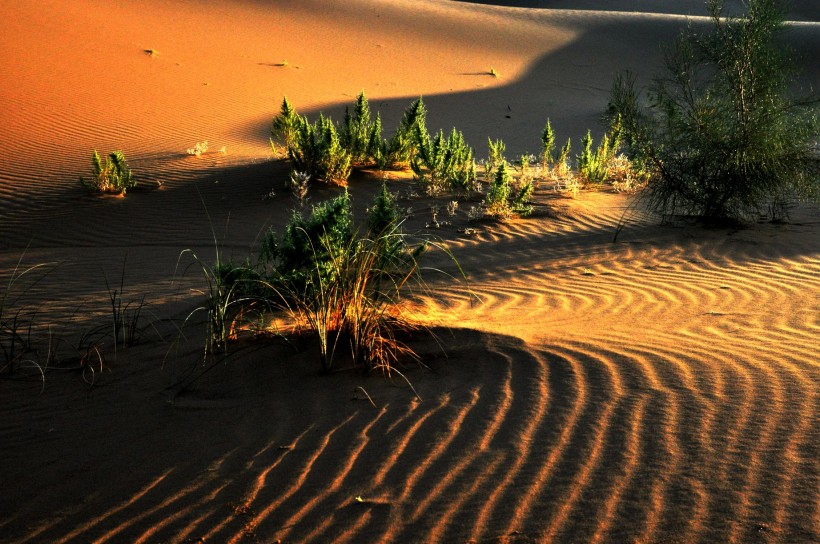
[609,0,818,222]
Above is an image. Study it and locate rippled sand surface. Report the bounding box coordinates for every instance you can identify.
[1,1,818,542]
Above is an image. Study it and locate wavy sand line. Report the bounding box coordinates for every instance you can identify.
[232,412,358,541]
[273,407,388,542]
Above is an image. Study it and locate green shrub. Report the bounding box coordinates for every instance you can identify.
[340,91,376,165]
[483,159,535,219]
[512,178,534,217]
[384,97,428,167]
[259,191,354,293]
[540,119,556,167]
[555,138,572,175]
[411,128,477,195]
[288,114,352,184]
[484,138,506,181]
[271,96,301,155]
[278,228,421,373]
[577,117,622,185]
[79,150,136,195]
[609,0,818,221]
[256,189,432,373]
[485,161,513,218]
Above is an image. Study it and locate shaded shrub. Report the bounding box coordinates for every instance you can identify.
[260,191,354,292]
[609,0,818,221]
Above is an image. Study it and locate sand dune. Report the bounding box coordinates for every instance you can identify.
[1,0,818,542]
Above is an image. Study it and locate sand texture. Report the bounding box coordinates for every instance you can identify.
[1,1,818,542]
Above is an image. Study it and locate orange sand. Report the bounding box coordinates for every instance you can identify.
[1,1,818,542]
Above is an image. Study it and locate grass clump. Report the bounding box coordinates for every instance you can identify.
[0,256,53,379]
[608,0,819,222]
[253,188,435,374]
[79,150,136,195]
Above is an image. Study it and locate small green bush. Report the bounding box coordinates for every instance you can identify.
[540,119,556,167]
[484,161,513,218]
[259,191,354,292]
[484,138,506,181]
[482,159,534,219]
[79,150,136,195]
[384,97,428,168]
[271,96,301,155]
[288,114,352,184]
[411,128,477,195]
[577,117,622,185]
[340,91,376,166]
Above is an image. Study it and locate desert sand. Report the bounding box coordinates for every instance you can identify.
[1,0,818,542]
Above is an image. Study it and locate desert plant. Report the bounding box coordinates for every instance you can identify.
[257,188,435,374]
[484,160,513,219]
[483,160,534,218]
[288,114,352,184]
[511,178,534,216]
[540,120,556,167]
[289,170,311,207]
[411,127,477,195]
[0,256,53,377]
[608,0,819,221]
[104,258,146,350]
[186,140,209,157]
[79,150,136,195]
[384,97,428,167]
[259,191,354,295]
[484,138,506,181]
[340,91,376,165]
[577,117,622,185]
[274,229,421,373]
[554,138,573,177]
[271,96,302,155]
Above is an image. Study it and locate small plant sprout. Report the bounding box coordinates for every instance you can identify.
[289,170,310,206]
[427,206,440,229]
[278,59,289,67]
[489,67,499,78]
[186,140,209,157]
[446,200,459,217]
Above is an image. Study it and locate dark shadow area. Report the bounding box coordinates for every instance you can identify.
[262,13,817,161]
[452,0,819,21]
